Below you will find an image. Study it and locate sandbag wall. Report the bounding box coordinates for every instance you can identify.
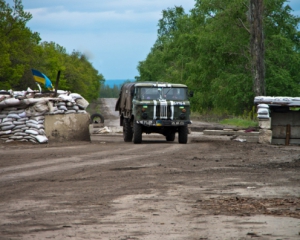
[0,89,89,143]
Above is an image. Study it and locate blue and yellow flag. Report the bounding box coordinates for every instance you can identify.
[31,69,54,90]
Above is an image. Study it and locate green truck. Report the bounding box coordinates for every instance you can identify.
[115,82,193,144]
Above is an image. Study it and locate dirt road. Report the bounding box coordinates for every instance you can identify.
[0,99,299,240]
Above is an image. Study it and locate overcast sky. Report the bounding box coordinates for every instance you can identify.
[5,0,300,80]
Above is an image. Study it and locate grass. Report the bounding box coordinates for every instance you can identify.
[191,111,258,128]
[219,118,258,128]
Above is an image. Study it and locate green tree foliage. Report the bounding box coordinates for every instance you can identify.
[137,0,300,115]
[0,0,104,102]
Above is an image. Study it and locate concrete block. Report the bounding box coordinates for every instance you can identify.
[259,118,271,129]
[45,113,90,141]
[259,129,272,144]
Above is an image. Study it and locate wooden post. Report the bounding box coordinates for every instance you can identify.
[54,70,61,97]
[285,124,291,146]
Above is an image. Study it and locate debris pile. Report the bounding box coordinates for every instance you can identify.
[0,89,89,143]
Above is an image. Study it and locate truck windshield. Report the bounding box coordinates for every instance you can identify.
[137,87,187,100]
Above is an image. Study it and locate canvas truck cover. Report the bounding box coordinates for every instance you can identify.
[115,82,135,112]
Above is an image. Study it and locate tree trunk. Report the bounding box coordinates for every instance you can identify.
[249,0,265,96]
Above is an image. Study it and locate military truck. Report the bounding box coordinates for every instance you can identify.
[115,82,193,144]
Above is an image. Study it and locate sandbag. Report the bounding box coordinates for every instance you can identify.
[2,118,14,122]
[13,124,26,130]
[13,121,26,125]
[58,105,68,111]
[0,130,12,135]
[69,93,82,99]
[76,97,89,109]
[34,135,48,143]
[4,98,20,106]
[14,132,28,136]
[1,125,15,130]
[25,129,39,135]
[9,135,24,140]
[0,121,13,127]
[7,113,20,119]
[33,99,49,112]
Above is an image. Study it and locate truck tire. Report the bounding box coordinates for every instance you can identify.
[166,132,175,141]
[90,113,104,124]
[133,122,142,144]
[178,125,188,144]
[123,118,133,142]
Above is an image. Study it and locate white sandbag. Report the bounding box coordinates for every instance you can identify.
[26,123,44,129]
[0,114,7,118]
[56,102,66,106]
[5,139,14,143]
[59,94,74,102]
[17,139,28,142]
[38,120,44,124]
[17,118,28,122]
[29,139,37,143]
[76,97,89,109]
[34,135,48,143]
[26,119,39,125]
[1,125,15,130]
[18,111,26,118]
[38,129,45,135]
[14,132,28,136]
[69,93,82,99]
[34,99,49,112]
[9,135,24,140]
[13,121,26,125]
[21,127,29,130]
[58,105,68,111]
[7,113,20,119]
[11,129,23,133]
[3,118,13,122]
[25,129,39,135]
[66,110,76,114]
[23,136,35,140]
[0,130,12,135]
[13,124,26,130]
[4,98,20,106]
[72,105,79,110]
[0,121,13,126]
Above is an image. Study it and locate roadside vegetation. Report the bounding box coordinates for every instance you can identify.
[0,0,104,102]
[136,0,300,117]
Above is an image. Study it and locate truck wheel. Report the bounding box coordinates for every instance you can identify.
[133,122,142,144]
[166,132,175,141]
[123,118,133,142]
[178,125,188,144]
[90,113,104,124]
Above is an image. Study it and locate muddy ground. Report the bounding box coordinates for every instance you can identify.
[0,98,299,240]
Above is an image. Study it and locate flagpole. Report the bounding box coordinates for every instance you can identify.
[54,70,61,97]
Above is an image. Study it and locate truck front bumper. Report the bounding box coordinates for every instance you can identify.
[136,120,192,127]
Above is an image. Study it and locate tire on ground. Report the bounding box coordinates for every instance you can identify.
[90,113,104,124]
[123,118,133,142]
[178,125,188,144]
[133,121,142,144]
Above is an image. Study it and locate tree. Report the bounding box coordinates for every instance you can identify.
[249,0,265,96]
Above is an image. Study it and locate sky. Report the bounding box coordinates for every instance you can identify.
[5,0,300,81]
